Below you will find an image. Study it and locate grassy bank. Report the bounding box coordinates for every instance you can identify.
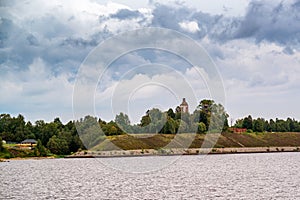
[4,132,300,159]
[0,143,59,159]
[90,132,300,151]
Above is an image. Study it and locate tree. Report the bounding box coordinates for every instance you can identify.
[47,135,69,155]
[69,135,84,153]
[253,118,264,132]
[197,122,206,134]
[197,99,214,113]
[181,112,191,125]
[177,120,188,133]
[175,106,182,120]
[54,117,63,130]
[115,112,131,133]
[139,108,166,133]
[140,115,151,127]
[275,118,289,132]
[34,139,47,156]
[210,103,229,131]
[161,117,176,134]
[109,126,118,135]
[269,119,276,132]
[115,113,130,126]
[167,108,175,119]
[196,100,212,128]
[242,115,253,130]
[0,136,3,152]
[196,99,228,132]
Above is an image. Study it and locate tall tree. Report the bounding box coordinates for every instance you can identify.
[161,117,176,134]
[196,99,228,132]
[242,115,253,130]
[197,99,214,113]
[253,118,264,132]
[269,119,276,132]
[115,112,131,133]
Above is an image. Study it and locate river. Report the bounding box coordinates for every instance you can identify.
[1,152,300,199]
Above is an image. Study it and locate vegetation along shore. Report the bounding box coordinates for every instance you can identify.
[1,99,300,159]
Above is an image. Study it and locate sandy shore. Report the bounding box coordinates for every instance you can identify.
[1,156,56,162]
[66,146,300,158]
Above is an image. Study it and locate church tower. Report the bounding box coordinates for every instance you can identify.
[179,98,189,113]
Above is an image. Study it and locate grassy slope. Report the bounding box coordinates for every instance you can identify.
[0,145,36,158]
[91,132,300,151]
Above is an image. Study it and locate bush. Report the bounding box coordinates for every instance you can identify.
[34,139,47,157]
[0,148,13,159]
[197,122,207,134]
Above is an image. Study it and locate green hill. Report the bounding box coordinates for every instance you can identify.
[90,132,300,151]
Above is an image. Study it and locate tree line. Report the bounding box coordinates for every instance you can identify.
[73,99,229,149]
[0,114,84,155]
[234,115,300,132]
[111,99,229,134]
[0,99,229,153]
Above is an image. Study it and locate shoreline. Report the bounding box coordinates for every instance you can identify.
[65,146,300,159]
[1,156,56,162]
[2,146,299,161]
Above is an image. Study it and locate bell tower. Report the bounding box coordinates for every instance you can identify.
[179,98,189,113]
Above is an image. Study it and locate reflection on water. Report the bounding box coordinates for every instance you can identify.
[1,152,300,199]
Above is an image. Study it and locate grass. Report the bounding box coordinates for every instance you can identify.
[0,148,13,159]
[89,132,300,151]
[3,143,17,147]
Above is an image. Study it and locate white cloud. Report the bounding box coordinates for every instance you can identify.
[179,21,200,33]
[207,38,300,121]
[92,65,212,123]
[0,58,74,122]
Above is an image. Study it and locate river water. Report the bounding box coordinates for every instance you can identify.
[1,152,300,199]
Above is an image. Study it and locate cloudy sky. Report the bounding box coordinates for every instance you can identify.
[1,0,300,124]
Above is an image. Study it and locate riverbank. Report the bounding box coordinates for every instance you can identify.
[66,146,300,158]
[90,132,300,151]
[2,146,299,160]
[3,132,300,160]
[0,156,57,162]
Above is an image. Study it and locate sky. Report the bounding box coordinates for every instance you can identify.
[1,0,300,124]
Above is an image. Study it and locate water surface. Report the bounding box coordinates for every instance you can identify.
[1,152,300,199]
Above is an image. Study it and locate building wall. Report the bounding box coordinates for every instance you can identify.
[180,105,188,113]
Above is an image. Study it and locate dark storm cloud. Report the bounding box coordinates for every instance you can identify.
[0,16,100,72]
[2,0,299,72]
[151,4,191,29]
[150,1,300,50]
[110,9,143,20]
[150,3,228,48]
[234,0,300,46]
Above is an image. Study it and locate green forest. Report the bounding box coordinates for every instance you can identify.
[234,115,300,132]
[1,99,300,156]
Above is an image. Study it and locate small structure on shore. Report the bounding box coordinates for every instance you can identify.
[17,139,37,149]
[229,128,247,134]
